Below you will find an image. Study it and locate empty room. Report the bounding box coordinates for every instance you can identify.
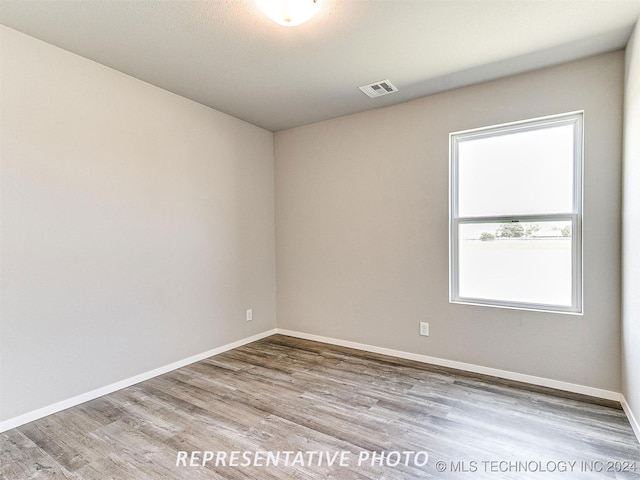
[1,0,640,478]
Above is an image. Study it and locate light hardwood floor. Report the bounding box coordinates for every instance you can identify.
[1,334,639,479]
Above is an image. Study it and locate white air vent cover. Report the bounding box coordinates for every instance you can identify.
[358,79,398,98]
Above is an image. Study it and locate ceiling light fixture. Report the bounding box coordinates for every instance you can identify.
[256,0,321,27]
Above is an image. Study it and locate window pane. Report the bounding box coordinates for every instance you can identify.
[458,221,572,306]
[458,124,574,217]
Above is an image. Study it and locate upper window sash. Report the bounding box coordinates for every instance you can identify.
[450,112,583,219]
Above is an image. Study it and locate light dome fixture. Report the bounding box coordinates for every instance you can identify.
[256,0,321,27]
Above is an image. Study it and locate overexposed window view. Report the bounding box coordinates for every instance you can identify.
[457,125,575,217]
[450,112,583,313]
[458,221,572,306]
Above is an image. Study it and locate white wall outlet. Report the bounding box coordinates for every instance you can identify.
[246,309,253,322]
[420,322,429,336]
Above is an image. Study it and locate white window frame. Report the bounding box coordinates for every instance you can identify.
[449,111,584,314]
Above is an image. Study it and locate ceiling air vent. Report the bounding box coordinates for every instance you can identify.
[358,79,398,98]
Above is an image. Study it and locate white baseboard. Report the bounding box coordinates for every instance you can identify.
[276,329,622,402]
[621,395,640,443]
[0,329,277,433]
[2,328,630,436]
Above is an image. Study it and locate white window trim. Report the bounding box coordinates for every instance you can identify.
[449,111,584,315]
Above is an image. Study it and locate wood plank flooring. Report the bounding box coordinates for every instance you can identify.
[1,334,639,479]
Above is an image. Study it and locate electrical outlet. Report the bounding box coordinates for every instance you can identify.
[246,309,253,322]
[420,322,429,336]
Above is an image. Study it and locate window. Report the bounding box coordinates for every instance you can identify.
[449,112,583,314]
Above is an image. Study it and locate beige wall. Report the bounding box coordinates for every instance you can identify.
[623,24,640,431]
[275,52,624,392]
[0,26,276,422]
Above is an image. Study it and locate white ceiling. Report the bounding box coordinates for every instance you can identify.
[1,0,639,131]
